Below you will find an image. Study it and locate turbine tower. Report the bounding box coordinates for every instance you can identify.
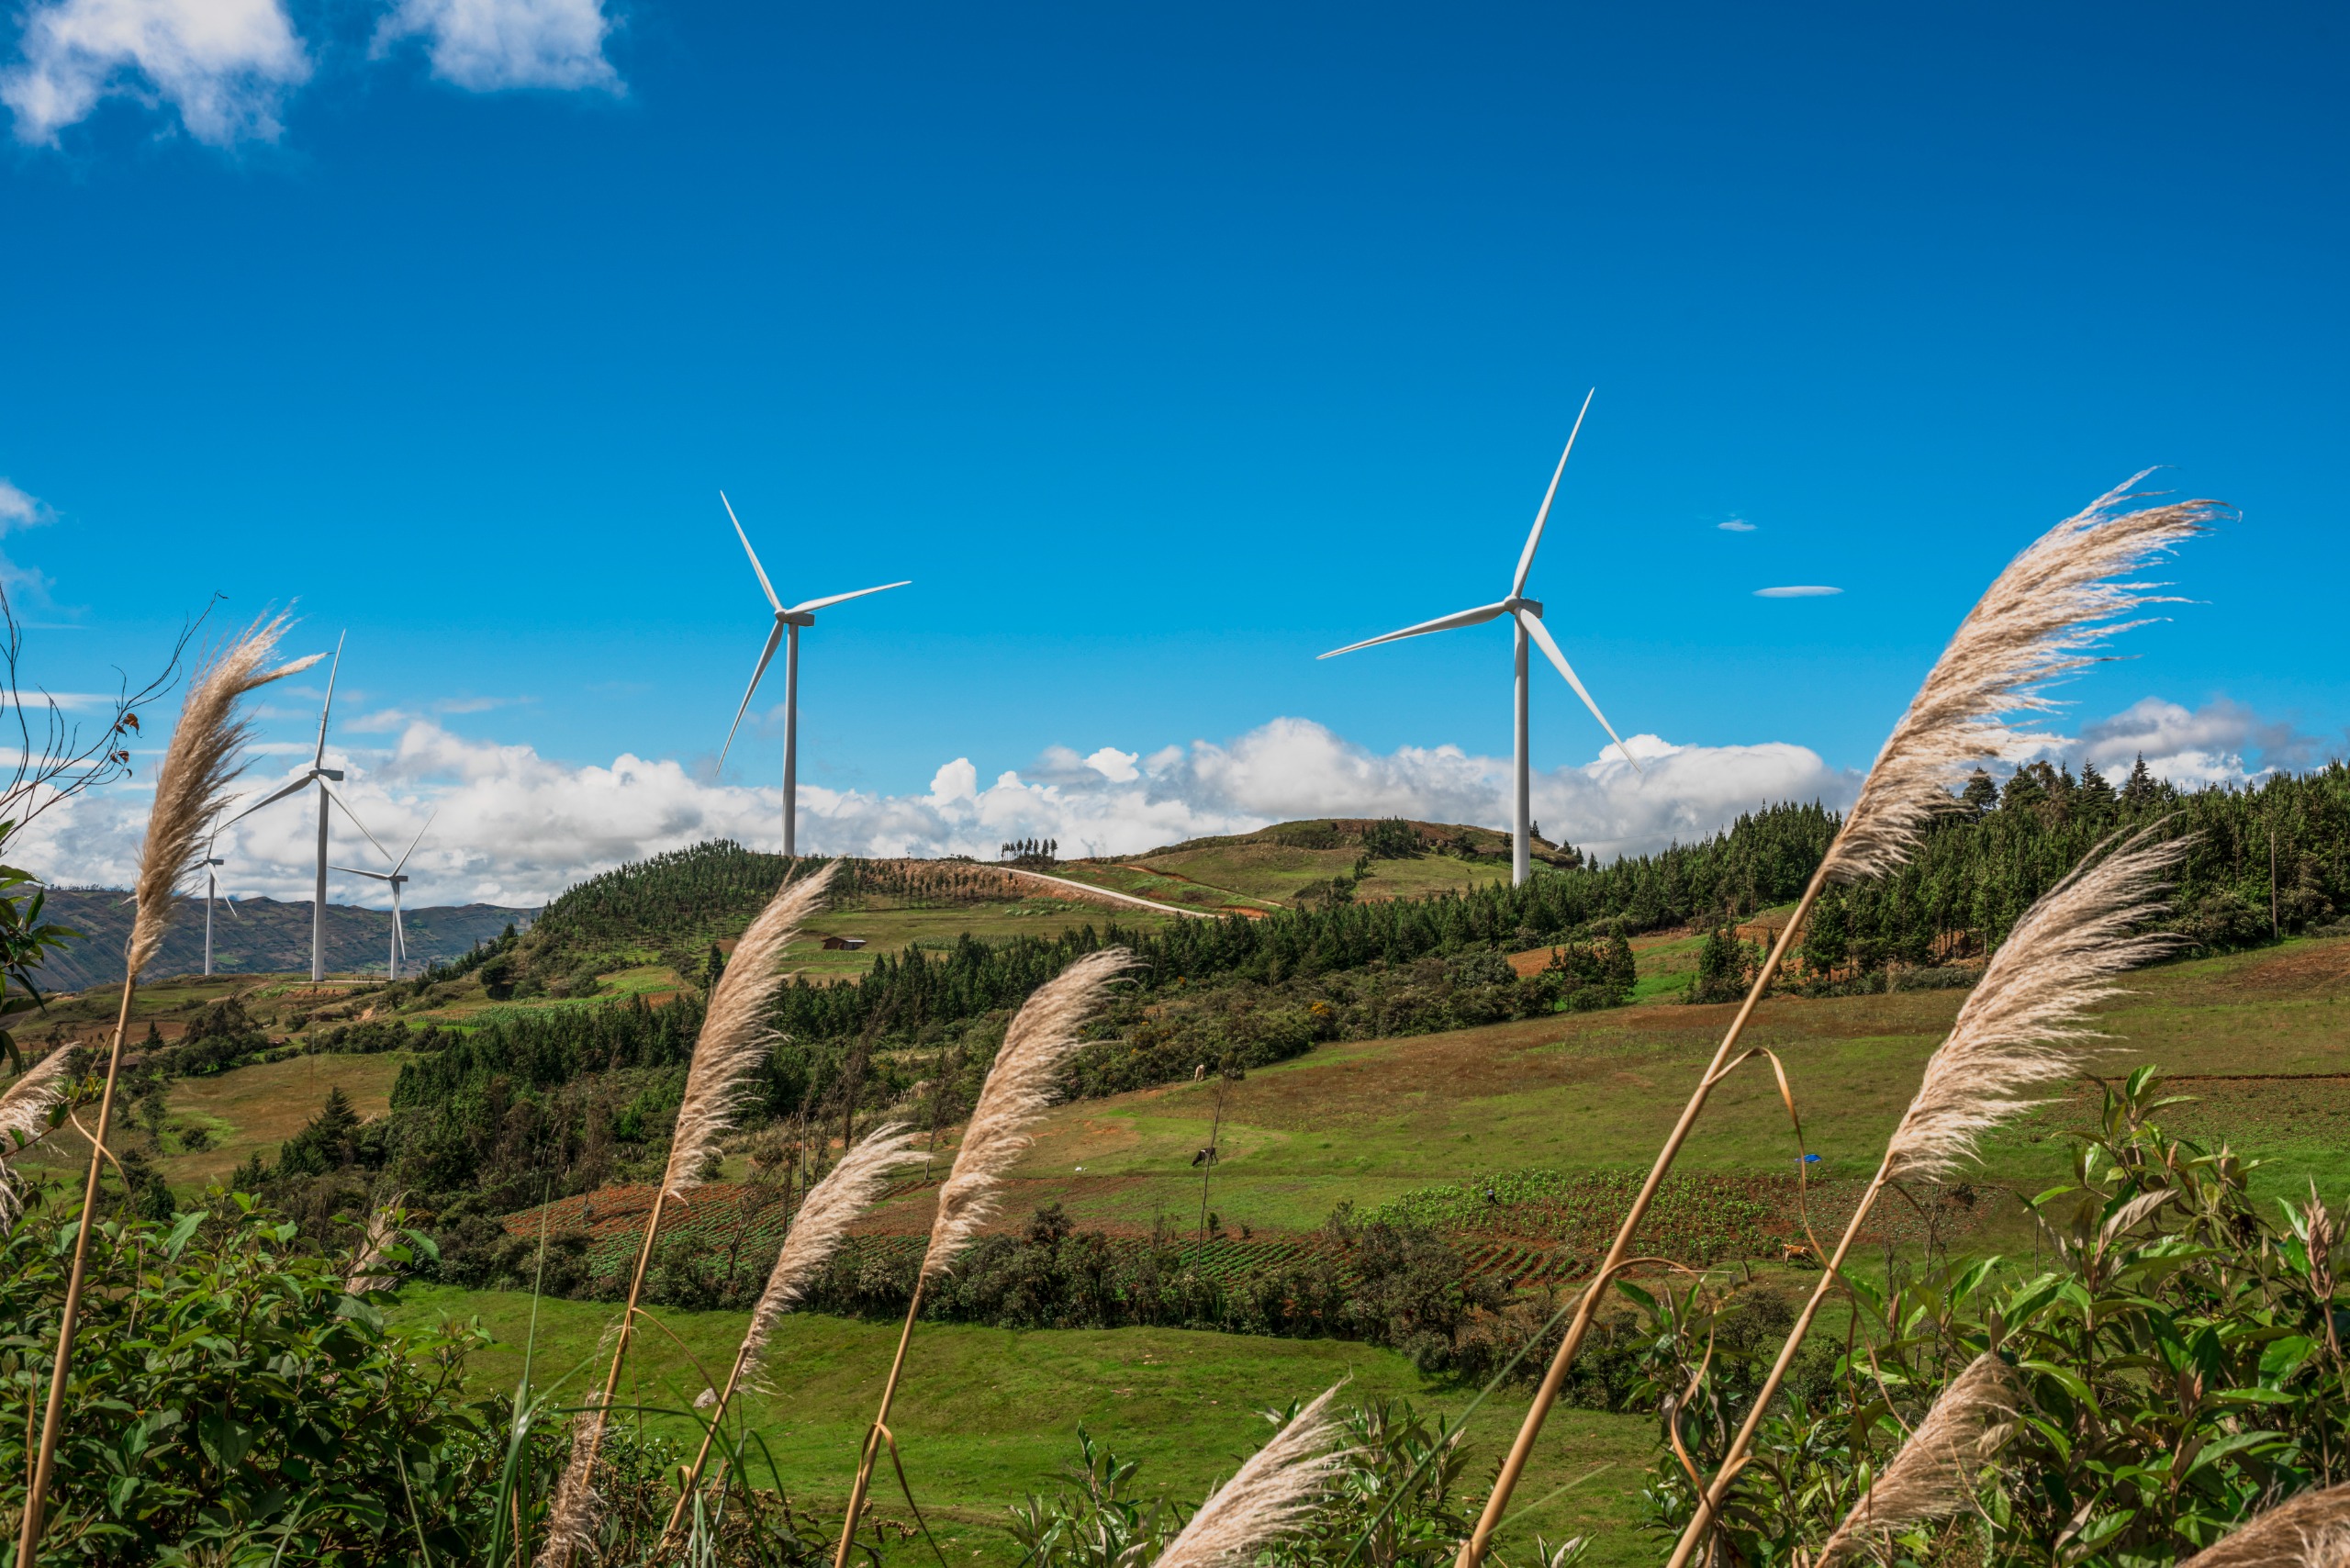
[1319,392,1640,886]
[716,492,910,857]
[333,811,435,982]
[218,633,347,982]
[200,835,230,977]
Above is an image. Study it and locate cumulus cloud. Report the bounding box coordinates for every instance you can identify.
[1753,585,1842,599]
[1,0,309,146]
[12,714,1862,908]
[2071,697,2323,786]
[374,0,619,92]
[1717,519,1756,532]
[25,697,2312,912]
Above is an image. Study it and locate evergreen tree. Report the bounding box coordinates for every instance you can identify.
[2079,759,2116,809]
[2122,753,2160,807]
[1962,768,1998,814]
[1801,895,1851,976]
[1602,928,1637,997]
[698,941,727,991]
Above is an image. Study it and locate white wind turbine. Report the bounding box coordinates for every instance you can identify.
[198,834,242,977]
[218,633,347,983]
[332,810,435,982]
[716,491,910,857]
[1319,392,1641,886]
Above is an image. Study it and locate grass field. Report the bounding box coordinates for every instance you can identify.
[835,933,2350,1249]
[394,1285,1662,1568]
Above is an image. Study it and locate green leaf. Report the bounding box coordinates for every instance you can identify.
[162,1210,208,1260]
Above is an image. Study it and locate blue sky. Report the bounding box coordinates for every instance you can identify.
[4,1,2344,902]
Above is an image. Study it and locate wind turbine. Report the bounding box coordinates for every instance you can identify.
[218,633,347,983]
[332,811,435,982]
[1318,392,1641,887]
[716,492,910,857]
[199,834,235,977]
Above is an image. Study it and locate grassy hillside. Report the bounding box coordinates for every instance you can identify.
[1046,818,1538,913]
[28,890,529,990]
[392,1286,1659,1568]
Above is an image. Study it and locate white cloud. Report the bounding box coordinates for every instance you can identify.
[2073,697,2319,787]
[25,698,2311,911]
[2,0,308,146]
[1753,585,1842,599]
[0,480,50,529]
[374,0,618,92]
[1717,519,1756,532]
[12,714,1862,906]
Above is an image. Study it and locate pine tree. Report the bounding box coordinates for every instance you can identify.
[2122,753,2159,808]
[1962,768,1998,814]
[2079,759,2115,809]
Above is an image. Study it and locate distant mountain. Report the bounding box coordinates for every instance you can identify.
[26,890,534,991]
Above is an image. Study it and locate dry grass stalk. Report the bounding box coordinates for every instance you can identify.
[1155,1382,1352,1568]
[1822,479,2219,885]
[553,864,836,1568]
[346,1194,406,1294]
[0,1048,76,1229]
[19,615,321,1567]
[2177,1482,2350,1568]
[662,1122,927,1542]
[830,948,1132,1568]
[1663,831,2185,1568]
[1884,828,2184,1179]
[924,946,1134,1283]
[1456,478,2219,1568]
[535,1393,608,1568]
[665,861,837,1199]
[129,618,324,977]
[1814,1352,2015,1567]
[741,1122,923,1376]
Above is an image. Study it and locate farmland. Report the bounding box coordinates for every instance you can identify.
[391,1284,1662,1568]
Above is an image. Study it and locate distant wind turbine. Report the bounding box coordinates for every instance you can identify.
[716,492,910,857]
[200,835,232,977]
[218,633,347,982]
[332,810,435,982]
[1318,392,1641,886]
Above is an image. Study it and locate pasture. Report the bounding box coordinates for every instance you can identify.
[394,1284,1660,1568]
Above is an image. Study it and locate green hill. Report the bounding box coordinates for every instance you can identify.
[26,890,532,991]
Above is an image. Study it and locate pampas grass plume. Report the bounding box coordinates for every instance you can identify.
[1814,1353,2015,1567]
[130,617,322,978]
[2177,1482,2350,1568]
[346,1194,404,1294]
[1154,1383,1351,1568]
[1822,480,2219,887]
[664,863,836,1200]
[0,1049,75,1228]
[923,947,1130,1283]
[1884,828,2184,1181]
[536,1394,607,1568]
[739,1121,922,1378]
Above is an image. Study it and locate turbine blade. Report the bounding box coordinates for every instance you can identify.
[320,782,397,864]
[220,771,317,828]
[1518,610,1642,774]
[787,580,912,615]
[330,866,394,879]
[392,896,407,965]
[1318,600,1509,659]
[314,631,346,769]
[1511,389,1595,599]
[719,622,787,768]
[395,808,438,875]
[721,492,785,612]
[223,893,242,920]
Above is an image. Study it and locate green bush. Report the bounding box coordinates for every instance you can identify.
[1639,1068,2350,1567]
